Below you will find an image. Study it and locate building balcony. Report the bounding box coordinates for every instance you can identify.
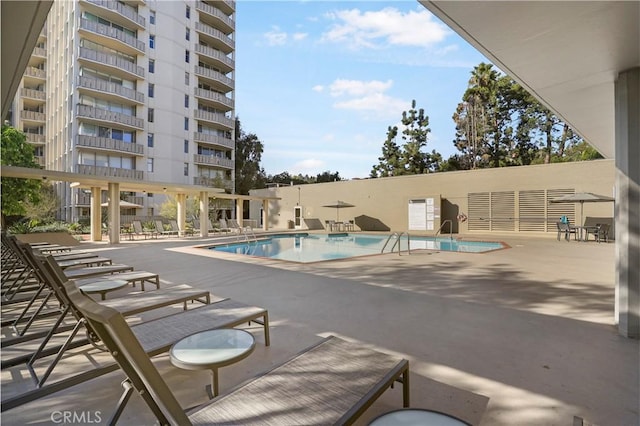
[214,0,235,15]
[194,109,234,129]
[194,21,234,54]
[76,134,145,155]
[76,104,144,130]
[193,154,234,169]
[195,1,234,34]
[20,110,46,123]
[34,156,46,167]
[20,88,46,101]
[79,18,145,55]
[194,44,234,74]
[76,192,144,206]
[32,46,47,58]
[78,47,145,79]
[193,175,233,190]
[25,133,46,145]
[78,75,144,104]
[193,131,234,149]
[76,164,144,180]
[194,65,234,92]
[24,67,46,80]
[81,0,146,29]
[193,87,233,111]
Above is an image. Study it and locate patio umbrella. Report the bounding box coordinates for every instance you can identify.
[549,192,614,225]
[101,200,143,209]
[322,201,355,221]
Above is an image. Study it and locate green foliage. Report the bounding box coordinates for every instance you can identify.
[159,195,200,220]
[8,219,71,234]
[234,118,267,195]
[266,171,342,185]
[371,100,437,177]
[450,62,594,170]
[23,183,60,223]
[1,125,42,218]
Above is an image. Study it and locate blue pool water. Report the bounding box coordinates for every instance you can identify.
[209,233,505,263]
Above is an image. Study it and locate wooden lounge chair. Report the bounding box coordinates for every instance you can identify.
[155,220,178,238]
[64,280,409,425]
[131,220,157,240]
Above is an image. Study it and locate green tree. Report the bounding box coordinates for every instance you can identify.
[316,171,342,183]
[400,100,435,174]
[370,125,403,177]
[23,183,60,224]
[159,194,200,220]
[234,118,266,195]
[1,125,42,221]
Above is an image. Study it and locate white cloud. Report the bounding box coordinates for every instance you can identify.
[264,26,287,46]
[334,93,408,119]
[312,85,324,92]
[321,7,449,50]
[291,158,326,174]
[328,79,393,97]
[292,32,308,41]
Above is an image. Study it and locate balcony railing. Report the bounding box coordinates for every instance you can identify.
[194,21,234,51]
[216,0,235,15]
[20,88,46,100]
[77,193,144,205]
[32,47,47,57]
[35,156,46,167]
[76,164,143,180]
[193,176,233,190]
[25,67,46,79]
[76,104,144,130]
[80,18,145,53]
[194,65,234,90]
[193,87,233,109]
[25,133,46,144]
[193,154,234,168]
[84,0,146,27]
[195,1,235,32]
[20,110,46,122]
[193,109,234,129]
[193,132,233,149]
[78,47,145,78]
[77,134,144,155]
[78,76,144,103]
[194,44,234,70]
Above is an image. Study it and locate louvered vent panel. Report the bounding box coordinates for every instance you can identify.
[547,188,576,231]
[468,192,490,231]
[491,191,515,231]
[519,190,546,231]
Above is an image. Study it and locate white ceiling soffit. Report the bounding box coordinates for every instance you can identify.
[1,1,53,119]
[420,1,640,159]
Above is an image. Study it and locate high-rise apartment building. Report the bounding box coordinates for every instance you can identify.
[9,0,236,222]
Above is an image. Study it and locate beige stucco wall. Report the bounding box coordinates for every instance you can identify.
[250,160,615,236]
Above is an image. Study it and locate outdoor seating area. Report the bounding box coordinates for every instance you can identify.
[0,232,417,424]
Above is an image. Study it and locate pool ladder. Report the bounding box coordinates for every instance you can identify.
[239,226,257,243]
[435,220,454,240]
[381,232,411,256]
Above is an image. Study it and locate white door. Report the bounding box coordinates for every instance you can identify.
[294,206,303,229]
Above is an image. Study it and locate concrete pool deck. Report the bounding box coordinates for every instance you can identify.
[1,232,638,425]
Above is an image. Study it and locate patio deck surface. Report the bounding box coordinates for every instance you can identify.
[1,232,638,425]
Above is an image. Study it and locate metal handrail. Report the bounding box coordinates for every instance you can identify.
[381,232,411,255]
[435,220,453,240]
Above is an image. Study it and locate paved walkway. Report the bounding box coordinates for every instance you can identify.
[2,232,637,425]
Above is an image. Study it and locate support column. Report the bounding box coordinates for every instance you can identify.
[176,193,186,237]
[235,198,243,227]
[90,187,102,242]
[107,182,120,244]
[262,199,269,231]
[614,67,640,338]
[199,191,208,237]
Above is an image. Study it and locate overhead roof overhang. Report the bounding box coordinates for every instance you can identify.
[0,166,280,202]
[419,1,640,159]
[1,0,53,119]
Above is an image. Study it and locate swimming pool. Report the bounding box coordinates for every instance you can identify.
[208,233,505,263]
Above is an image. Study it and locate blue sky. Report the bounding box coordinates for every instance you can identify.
[235,1,489,179]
